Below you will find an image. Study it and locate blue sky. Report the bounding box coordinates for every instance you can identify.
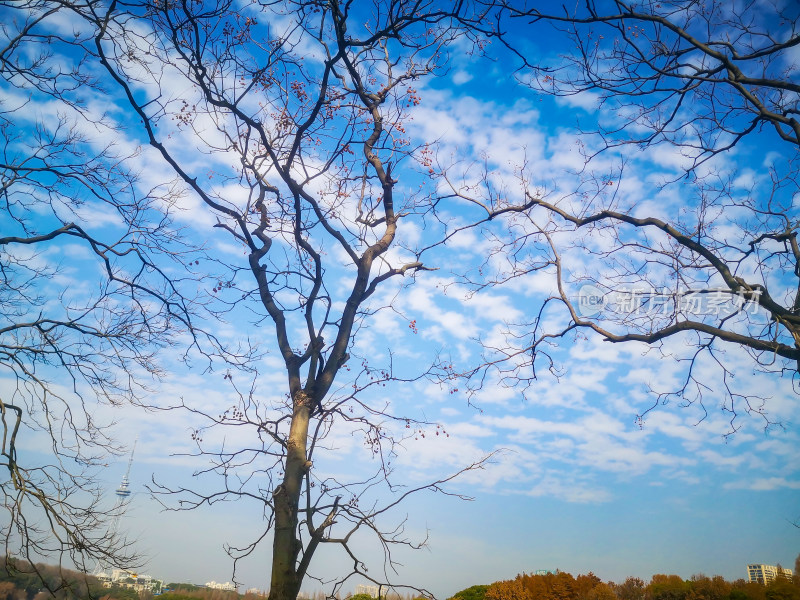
[1,1,799,598]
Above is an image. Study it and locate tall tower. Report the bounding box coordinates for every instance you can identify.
[114,438,136,503]
[93,439,137,577]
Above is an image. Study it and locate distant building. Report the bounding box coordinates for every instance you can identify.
[97,569,162,594]
[206,581,238,592]
[747,564,793,584]
[355,584,379,597]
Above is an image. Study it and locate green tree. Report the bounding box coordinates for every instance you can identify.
[729,581,766,600]
[647,575,690,600]
[166,583,204,592]
[104,587,141,600]
[689,575,731,600]
[766,579,800,600]
[449,585,489,600]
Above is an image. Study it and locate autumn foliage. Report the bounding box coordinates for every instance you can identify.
[485,571,609,600]
[464,570,800,600]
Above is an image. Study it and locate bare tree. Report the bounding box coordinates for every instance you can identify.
[510,0,800,161]
[0,1,502,598]
[0,8,213,582]
[450,0,800,426]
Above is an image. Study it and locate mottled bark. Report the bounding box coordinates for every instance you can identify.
[269,389,312,600]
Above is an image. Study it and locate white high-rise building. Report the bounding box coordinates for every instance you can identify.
[747,564,793,584]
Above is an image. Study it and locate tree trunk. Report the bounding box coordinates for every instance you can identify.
[269,389,312,600]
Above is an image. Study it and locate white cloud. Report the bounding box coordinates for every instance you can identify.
[556,90,602,112]
[452,70,473,85]
[724,477,800,491]
[525,475,612,503]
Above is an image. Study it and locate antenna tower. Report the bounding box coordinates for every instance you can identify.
[115,438,136,501]
[93,438,137,577]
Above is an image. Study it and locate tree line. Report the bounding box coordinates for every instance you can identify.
[0,565,253,600]
[4,558,800,600]
[158,586,244,600]
[0,557,139,600]
[449,566,800,600]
